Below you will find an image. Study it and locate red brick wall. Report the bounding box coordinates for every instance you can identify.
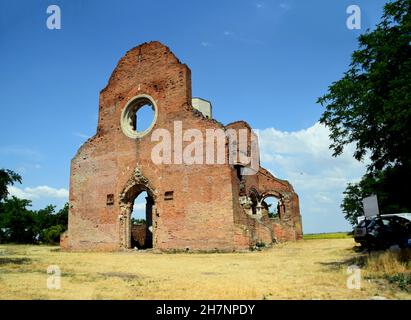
[131,224,147,248]
[61,41,302,252]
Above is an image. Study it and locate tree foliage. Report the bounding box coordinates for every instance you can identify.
[0,197,36,243]
[0,197,68,244]
[0,167,68,244]
[342,166,411,225]
[0,169,22,202]
[318,0,411,171]
[318,0,411,225]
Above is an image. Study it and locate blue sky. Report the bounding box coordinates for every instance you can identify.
[0,0,387,233]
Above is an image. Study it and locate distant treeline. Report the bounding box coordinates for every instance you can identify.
[0,168,68,244]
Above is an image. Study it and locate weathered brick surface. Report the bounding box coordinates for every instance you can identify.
[61,41,302,252]
[131,224,147,248]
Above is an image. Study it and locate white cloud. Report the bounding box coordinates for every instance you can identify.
[73,132,91,139]
[131,198,147,220]
[257,122,369,233]
[8,185,69,200]
[279,3,290,10]
[0,147,42,159]
[200,41,211,47]
[133,203,146,211]
[14,163,42,175]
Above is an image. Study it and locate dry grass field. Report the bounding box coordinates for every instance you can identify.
[0,239,409,300]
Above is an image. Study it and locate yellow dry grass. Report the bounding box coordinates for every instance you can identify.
[364,249,410,276]
[0,239,409,300]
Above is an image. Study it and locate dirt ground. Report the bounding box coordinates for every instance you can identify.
[0,239,409,300]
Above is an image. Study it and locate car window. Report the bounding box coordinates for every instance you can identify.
[358,219,373,227]
[367,219,377,228]
[381,218,391,226]
[392,217,411,228]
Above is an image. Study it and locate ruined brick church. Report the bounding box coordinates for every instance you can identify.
[61,41,302,251]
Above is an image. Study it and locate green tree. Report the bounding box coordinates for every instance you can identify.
[318,0,411,170]
[36,203,68,243]
[0,196,36,243]
[317,0,411,224]
[42,225,65,244]
[0,167,69,244]
[131,217,146,225]
[341,183,363,226]
[342,167,411,225]
[34,204,56,243]
[55,202,69,230]
[0,169,22,202]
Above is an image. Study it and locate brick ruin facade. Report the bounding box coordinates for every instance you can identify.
[60,41,303,252]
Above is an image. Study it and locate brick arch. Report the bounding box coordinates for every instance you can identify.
[248,187,260,198]
[260,191,286,220]
[261,190,283,201]
[119,167,157,249]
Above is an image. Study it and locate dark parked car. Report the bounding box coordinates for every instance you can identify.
[354,215,411,249]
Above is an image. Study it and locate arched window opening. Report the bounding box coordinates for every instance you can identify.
[262,196,280,219]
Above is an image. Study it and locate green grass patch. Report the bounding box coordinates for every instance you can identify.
[303,232,352,240]
[385,273,411,292]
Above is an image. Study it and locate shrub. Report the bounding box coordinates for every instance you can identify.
[385,273,411,292]
[41,225,65,244]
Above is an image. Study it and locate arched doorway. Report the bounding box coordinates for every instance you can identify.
[119,168,156,249]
